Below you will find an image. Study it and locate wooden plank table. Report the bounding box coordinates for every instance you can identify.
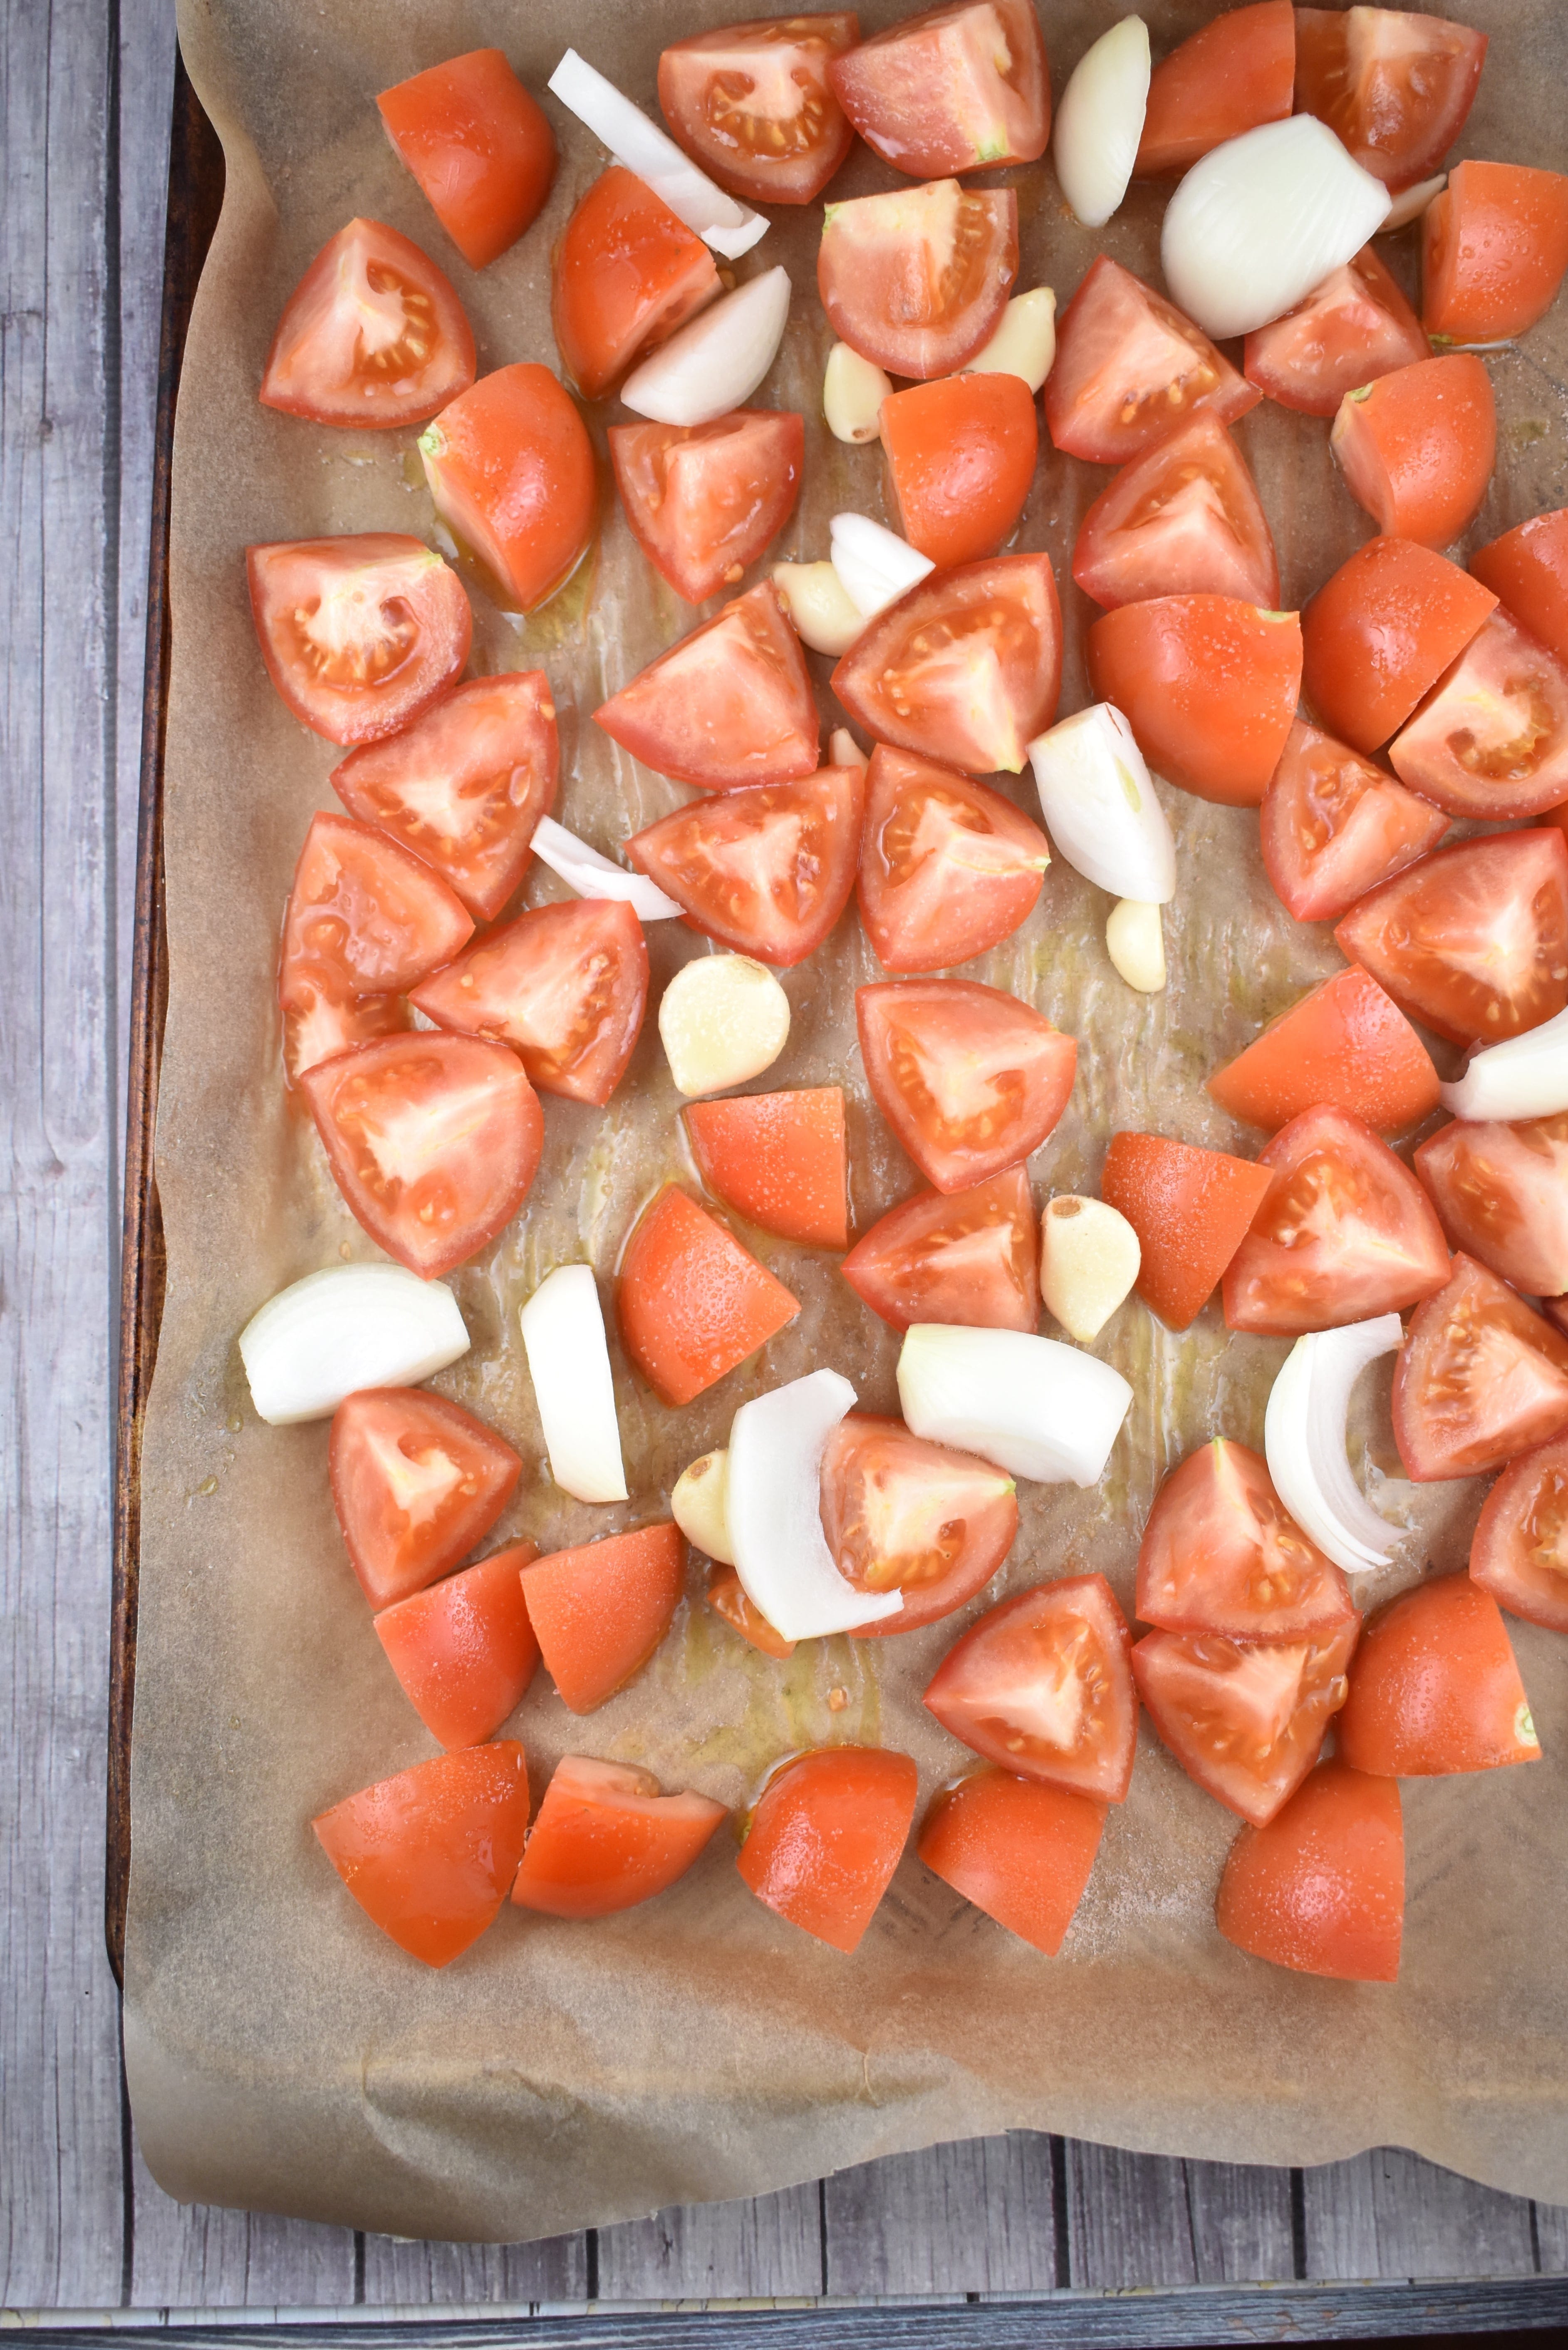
[5,3,1568,2335]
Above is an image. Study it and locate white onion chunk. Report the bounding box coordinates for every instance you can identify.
[1440,1007,1568,1124]
[897,1325,1132,1486]
[520,1265,628,1505]
[1028,704,1177,904]
[620,268,791,426]
[547,51,767,257]
[239,1264,469,1426]
[1263,1316,1404,1573]
[829,513,934,620]
[727,1370,902,1639]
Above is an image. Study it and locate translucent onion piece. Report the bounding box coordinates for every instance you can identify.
[547,50,767,258]
[519,1264,628,1504]
[1054,17,1151,230]
[829,512,935,620]
[1381,173,1446,233]
[897,1325,1133,1486]
[1440,1007,1568,1123]
[620,268,792,426]
[727,1370,902,1639]
[1263,1314,1404,1573]
[1028,703,1177,903]
[239,1264,468,1425]
[531,816,683,920]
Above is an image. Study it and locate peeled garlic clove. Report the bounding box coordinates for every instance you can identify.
[824,341,890,442]
[829,726,867,772]
[672,1449,734,1563]
[965,287,1058,391]
[772,560,864,657]
[1106,898,1166,992]
[1040,1196,1142,1343]
[659,952,791,1098]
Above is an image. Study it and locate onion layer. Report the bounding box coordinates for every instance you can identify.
[830,513,934,620]
[547,50,767,258]
[1028,703,1177,903]
[1054,17,1150,231]
[897,1325,1133,1485]
[621,268,791,426]
[1263,1314,1404,1573]
[239,1264,468,1425]
[531,816,682,920]
[1440,1007,1568,1124]
[727,1371,902,1639]
[519,1264,628,1504]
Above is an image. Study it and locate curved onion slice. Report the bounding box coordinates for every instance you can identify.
[519,1264,628,1505]
[1381,172,1446,233]
[531,816,682,920]
[1162,117,1391,341]
[830,513,934,621]
[897,1325,1133,1486]
[239,1264,468,1425]
[1263,1314,1403,1573]
[547,50,767,258]
[620,268,791,426]
[1440,1007,1568,1124]
[1054,17,1150,230]
[727,1370,902,1639]
[1028,704,1177,904]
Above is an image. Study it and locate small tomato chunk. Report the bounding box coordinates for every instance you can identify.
[707,1564,798,1659]
[820,1413,1018,1635]
[628,765,865,967]
[377,51,556,269]
[1086,595,1301,808]
[1207,967,1439,1135]
[1099,1132,1273,1332]
[1134,1620,1359,1826]
[1216,1760,1403,1983]
[684,1088,849,1249]
[313,1742,530,1968]
[1335,830,1568,1047]
[1261,720,1447,926]
[857,747,1049,974]
[658,15,857,206]
[1045,255,1258,466]
[817,181,1018,379]
[1134,0,1294,178]
[1416,1114,1568,1299]
[1424,159,1568,346]
[1293,7,1486,193]
[618,1186,800,1406]
[247,534,471,747]
[857,979,1076,1194]
[917,1768,1105,1956]
[880,372,1038,569]
[737,1747,919,1953]
[1471,508,1568,668]
[329,1388,522,1611]
[1137,1439,1356,1644]
[1394,1254,1568,1482]
[1243,245,1426,418]
[609,410,804,605]
[420,363,595,615]
[924,1575,1137,1802]
[411,897,649,1110]
[1471,1435,1568,1636]
[1330,354,1496,552]
[597,580,819,792]
[828,0,1050,177]
[374,1542,540,1750]
[1073,413,1278,613]
[840,1167,1039,1334]
[1389,610,1568,822]
[520,1524,686,1714]
[551,166,719,397]
[511,1756,726,1917]
[260,217,475,429]
[1337,1575,1541,1775]
[1300,535,1496,755]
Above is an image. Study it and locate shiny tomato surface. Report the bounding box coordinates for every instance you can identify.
[828,0,1050,176]
[924,1575,1137,1802]
[1335,829,1568,1046]
[377,50,556,268]
[1134,1619,1358,1826]
[1424,159,1568,344]
[511,1755,726,1917]
[1086,595,1301,807]
[520,1524,686,1714]
[658,15,858,205]
[1260,720,1447,925]
[917,1768,1105,1955]
[1216,1760,1403,1983]
[248,533,471,746]
[1045,255,1259,465]
[618,1186,800,1406]
[1470,1434,1568,1635]
[597,580,819,791]
[1394,1253,1568,1482]
[880,371,1038,569]
[260,217,475,428]
[817,180,1018,378]
[685,1088,848,1249]
[737,1746,919,1952]
[1294,5,1486,191]
[820,1413,1018,1635]
[857,747,1049,973]
[840,1167,1039,1333]
[411,897,649,1108]
[1207,967,1440,1135]
[1300,534,1496,754]
[374,1542,540,1750]
[1099,1131,1273,1331]
[1389,609,1568,821]
[1073,412,1278,612]
[313,1742,530,1967]
[857,979,1076,1193]
[1471,508,1568,666]
[1243,244,1426,418]
[609,410,803,605]
[329,1388,522,1611]
[1337,1574,1540,1775]
[1136,1440,1355,1644]
[1416,1114,1568,1299]
[551,166,718,398]
[627,764,865,965]
[1135,0,1294,177]
[1331,353,1496,551]
[419,363,596,615]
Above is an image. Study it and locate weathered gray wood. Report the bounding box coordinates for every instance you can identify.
[1065,2145,1294,2289]
[599,2189,822,2302]
[1535,2199,1568,2272]
[360,2231,591,2307]
[821,2137,1057,2297]
[128,2138,356,2309]
[1301,2150,1538,2281]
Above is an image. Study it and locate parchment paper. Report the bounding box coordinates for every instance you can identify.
[127,0,1568,2238]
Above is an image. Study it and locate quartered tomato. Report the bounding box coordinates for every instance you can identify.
[609,410,804,605]
[551,166,719,398]
[1134,0,1294,177]
[1216,1760,1403,1983]
[247,534,471,746]
[879,372,1038,569]
[627,764,865,965]
[1244,245,1428,419]
[1260,720,1447,925]
[419,363,596,615]
[1300,535,1496,755]
[411,897,649,1108]
[280,977,404,1086]
[817,181,1018,379]
[377,50,557,269]
[840,1167,1039,1334]
[1136,1440,1355,1644]
[1473,509,1568,667]
[1085,595,1301,808]
[1424,159,1568,345]
[1044,255,1259,466]
[300,1032,543,1279]
[511,1755,726,1917]
[708,1564,798,1659]
[313,1743,530,1968]
[329,1388,522,1611]
[857,979,1075,1194]
[374,1542,540,1750]
[831,554,1062,777]
[737,1747,919,1953]
[1417,1115,1568,1299]
[520,1523,686,1713]
[1335,830,1568,1046]
[1133,1619,1358,1827]
[597,580,819,791]
[829,0,1050,176]
[1331,354,1496,552]
[1099,1131,1273,1332]
[1293,6,1487,193]
[820,1414,1018,1635]
[1207,967,1440,1135]
[1394,1253,1568,1482]
[685,1088,849,1248]
[1390,610,1568,821]
[924,1575,1137,1802]
[857,748,1049,973]
[260,218,475,429]
[1072,413,1278,612]
[1337,1574,1540,1775]
[917,1768,1106,1956]
[658,16,858,206]
[617,1186,800,1406]
[1471,1434,1568,1635]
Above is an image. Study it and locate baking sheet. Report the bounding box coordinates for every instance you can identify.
[126,0,1568,2238]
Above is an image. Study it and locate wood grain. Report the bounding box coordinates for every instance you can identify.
[599,2190,821,2302]
[1064,2143,1295,2291]
[360,2232,590,2308]
[1300,2150,1539,2282]
[822,2137,1058,2296]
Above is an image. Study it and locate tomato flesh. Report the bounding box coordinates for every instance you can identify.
[840,1166,1039,1334]
[377,50,556,269]
[684,1088,848,1249]
[247,534,471,747]
[880,372,1038,570]
[1135,0,1294,177]
[511,1755,726,1918]
[818,181,1018,379]
[917,1768,1105,1956]
[828,0,1050,177]
[1394,1253,1568,1482]
[520,1523,686,1714]
[1245,243,1428,419]
[1045,255,1260,466]
[1471,1434,1568,1636]
[1424,159,1568,345]
[1073,413,1279,612]
[627,764,865,966]
[1293,7,1487,192]
[420,363,596,616]
[1331,354,1496,553]
[924,1575,1137,1803]
[1099,1131,1273,1332]
[260,217,474,429]
[551,166,719,398]
[1390,610,1568,822]
[597,580,819,791]
[1137,1440,1355,1644]
[857,979,1075,1194]
[737,1747,919,1953]
[1207,967,1439,1135]
[329,1388,522,1611]
[1300,535,1496,755]
[374,1541,540,1750]
[410,897,649,1108]
[1473,510,1568,669]
[857,747,1049,973]
[658,15,858,206]
[1216,1760,1403,1983]
[313,1742,530,1968]
[610,410,803,606]
[1086,596,1302,808]
[1338,1574,1540,1775]
[1417,1114,1568,1300]
[1134,1619,1358,1827]
[820,1413,1018,1636]
[1335,830,1568,1047]
[1261,720,1447,926]
[706,1564,798,1659]
[617,1185,800,1406]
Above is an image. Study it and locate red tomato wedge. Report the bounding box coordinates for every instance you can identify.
[374,1541,540,1750]
[520,1523,686,1714]
[377,50,556,270]
[1331,355,1496,553]
[313,1743,530,1968]
[1335,830,1568,1047]
[880,373,1038,570]
[419,363,595,616]
[1086,596,1301,808]
[329,1389,522,1611]
[857,748,1049,973]
[1261,721,1448,925]
[1471,509,1568,668]
[737,1747,918,1953]
[1134,1620,1358,1827]
[1136,1440,1355,1644]
[924,1575,1137,1803]
[1300,536,1496,756]
[1100,1131,1273,1333]
[511,1756,726,1917]
[1417,1115,1568,1299]
[832,555,1062,778]
[281,979,405,1086]
[300,1033,543,1279]
[1244,245,1427,421]
[828,0,1049,176]
[684,1088,849,1248]
[609,410,803,606]
[657,15,858,206]
[1338,1574,1540,1775]
[1207,967,1440,1135]
[1222,1104,1449,1337]
[331,671,558,923]
[260,218,474,430]
[626,765,864,965]
[707,1564,798,1659]
[1395,1253,1568,1482]
[1471,1434,1568,1635]
[917,1769,1105,1956]
[1073,413,1279,612]
[857,979,1075,1194]
[551,166,719,398]
[820,1414,1018,1636]
[1293,7,1487,193]
[1424,159,1568,346]
[597,581,818,791]
[1135,0,1295,177]
[618,1186,800,1406]
[1045,256,1260,466]
[1216,1760,1403,1983]
[817,181,1018,379]
[410,898,649,1108]
[1390,610,1568,822]
[840,1167,1039,1334]
[247,535,471,746]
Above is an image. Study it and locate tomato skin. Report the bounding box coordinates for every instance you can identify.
[511,1755,726,1918]
[598,580,819,792]
[1137,1440,1355,1644]
[829,0,1050,177]
[1244,245,1427,419]
[820,1414,1018,1636]
[658,16,858,206]
[281,981,406,1087]
[374,1542,540,1750]
[707,1564,798,1658]
[1335,830,1568,1048]
[924,1576,1137,1803]
[1045,256,1260,467]
[551,166,719,399]
[1261,721,1447,926]
[1389,610,1568,822]
[609,411,804,606]
[1086,597,1301,808]
[1471,509,1568,669]
[1470,1435,1568,1636]
[1135,0,1293,176]
[1207,966,1439,1136]
[313,1742,530,1968]
[1417,1115,1568,1300]
[857,979,1076,1195]
[1338,1574,1540,1776]
[260,218,475,429]
[627,765,865,967]
[617,1186,800,1407]
[247,535,472,747]
[817,181,1018,379]
[1300,536,1496,756]
[1100,1132,1273,1333]
[1394,1253,1568,1483]
[329,1389,523,1611]
[1293,7,1486,193]
[1424,159,1568,346]
[1073,413,1278,613]
[840,1167,1039,1334]
[685,1088,848,1249]
[880,373,1038,570]
[857,748,1049,973]
[917,1769,1105,1956]
[419,363,596,616]
[1330,354,1496,553]
[520,1524,686,1714]
[1216,1760,1403,1983]
[1134,1619,1358,1827]
[378,51,555,270]
[737,1747,919,1953]
[410,897,649,1109]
